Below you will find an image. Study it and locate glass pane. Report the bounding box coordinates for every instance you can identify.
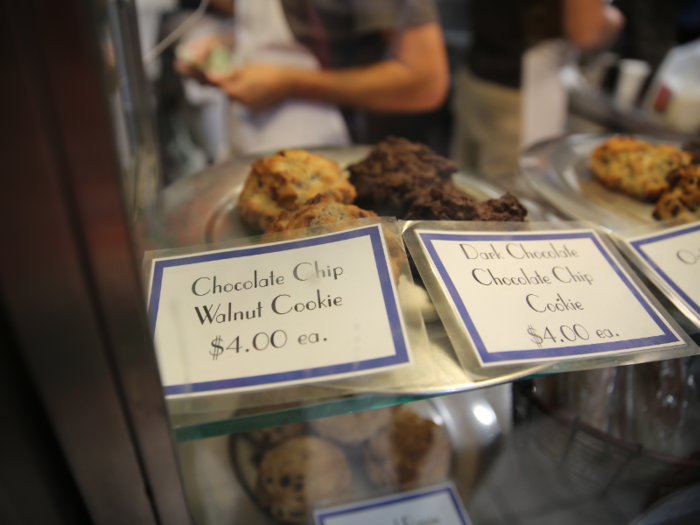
[100,0,700,523]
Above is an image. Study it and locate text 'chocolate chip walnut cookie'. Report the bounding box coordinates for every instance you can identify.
[256,436,352,523]
[653,163,700,223]
[590,135,692,202]
[238,149,357,231]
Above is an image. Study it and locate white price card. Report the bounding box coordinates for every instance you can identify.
[625,222,700,321]
[147,225,412,396]
[314,484,471,525]
[414,228,682,366]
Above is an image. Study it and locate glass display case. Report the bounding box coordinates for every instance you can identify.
[2,1,699,525]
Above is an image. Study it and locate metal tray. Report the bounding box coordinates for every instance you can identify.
[230,400,454,522]
[177,391,503,525]
[138,146,554,253]
[520,133,679,232]
[201,159,553,246]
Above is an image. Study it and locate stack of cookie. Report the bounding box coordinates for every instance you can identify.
[653,145,700,223]
[238,149,359,232]
[589,135,700,223]
[236,138,529,238]
[243,406,452,523]
[348,137,527,222]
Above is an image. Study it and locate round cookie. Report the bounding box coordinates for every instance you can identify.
[348,136,458,217]
[264,193,404,282]
[310,407,395,447]
[364,407,452,491]
[256,436,352,523]
[653,164,700,223]
[590,136,692,202]
[238,149,357,231]
[404,181,527,222]
[266,193,377,235]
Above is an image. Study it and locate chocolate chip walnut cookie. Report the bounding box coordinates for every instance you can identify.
[238,149,357,231]
[265,193,377,235]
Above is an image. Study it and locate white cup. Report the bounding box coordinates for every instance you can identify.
[614,59,651,110]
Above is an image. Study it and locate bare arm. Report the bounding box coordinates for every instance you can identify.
[563,0,625,51]
[206,23,449,112]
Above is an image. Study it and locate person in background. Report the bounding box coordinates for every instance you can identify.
[175,0,449,155]
[452,0,625,177]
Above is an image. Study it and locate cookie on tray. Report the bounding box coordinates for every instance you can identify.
[364,407,451,491]
[589,135,692,202]
[348,136,458,216]
[404,181,528,222]
[309,407,395,447]
[264,193,405,281]
[266,193,377,235]
[256,436,352,523]
[653,164,700,223]
[238,149,357,231]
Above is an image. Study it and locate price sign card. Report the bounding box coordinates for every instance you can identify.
[619,222,700,328]
[314,484,472,525]
[146,225,413,396]
[406,225,683,366]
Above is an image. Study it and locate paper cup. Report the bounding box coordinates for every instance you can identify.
[614,59,651,110]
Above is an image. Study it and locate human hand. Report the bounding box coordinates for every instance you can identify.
[173,58,211,84]
[206,64,296,111]
[174,33,234,83]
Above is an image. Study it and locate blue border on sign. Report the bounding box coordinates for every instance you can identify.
[148,225,409,395]
[629,223,700,316]
[418,230,679,364]
[315,484,471,525]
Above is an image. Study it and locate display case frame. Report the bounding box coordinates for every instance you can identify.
[1,0,190,523]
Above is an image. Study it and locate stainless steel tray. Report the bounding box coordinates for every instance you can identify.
[177,390,503,525]
[138,146,554,253]
[230,400,454,520]
[520,133,679,232]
